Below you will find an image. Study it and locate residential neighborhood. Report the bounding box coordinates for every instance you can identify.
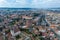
[0,8,60,40]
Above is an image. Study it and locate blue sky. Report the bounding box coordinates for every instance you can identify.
[0,0,60,8]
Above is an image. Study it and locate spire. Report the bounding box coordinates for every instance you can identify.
[2,29,8,40]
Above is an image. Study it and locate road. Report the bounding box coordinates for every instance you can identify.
[50,28,60,40]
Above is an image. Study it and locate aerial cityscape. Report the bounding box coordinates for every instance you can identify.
[0,0,60,40]
[0,8,60,40]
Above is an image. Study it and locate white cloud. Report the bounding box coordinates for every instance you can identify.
[0,0,4,3]
[16,0,27,5]
[0,0,60,8]
[0,0,6,4]
[0,0,9,7]
[8,0,28,7]
[30,0,60,8]
[0,0,27,7]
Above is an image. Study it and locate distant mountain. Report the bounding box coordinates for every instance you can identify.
[0,8,37,10]
[51,8,60,9]
[46,8,60,13]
